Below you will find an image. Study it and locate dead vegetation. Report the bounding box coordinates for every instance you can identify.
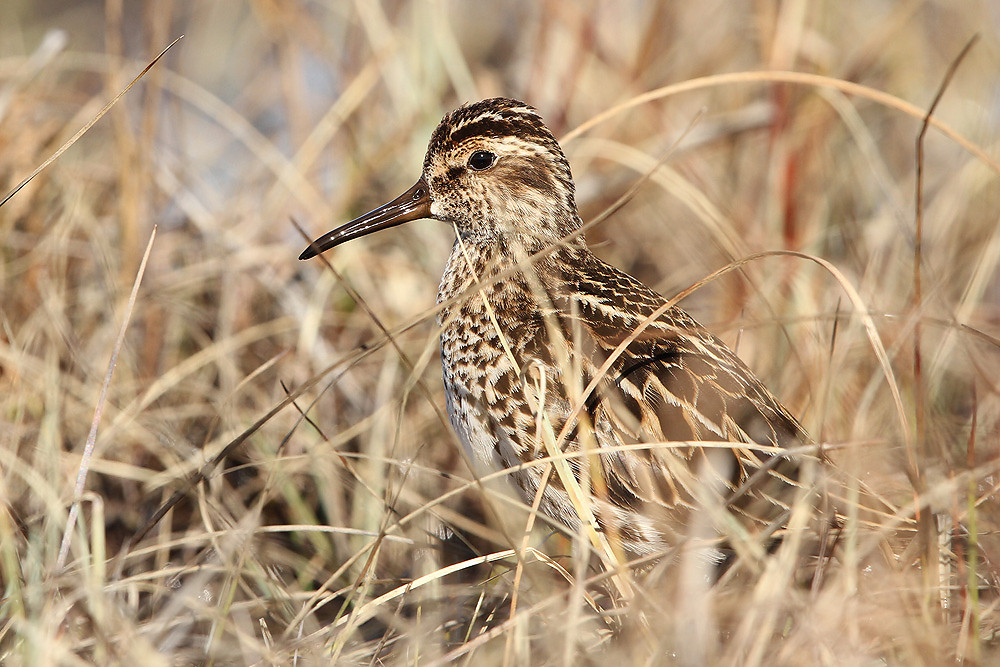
[1,2,999,664]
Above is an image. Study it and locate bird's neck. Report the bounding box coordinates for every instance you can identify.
[435,236,592,326]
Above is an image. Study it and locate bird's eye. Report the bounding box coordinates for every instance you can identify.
[467,150,497,171]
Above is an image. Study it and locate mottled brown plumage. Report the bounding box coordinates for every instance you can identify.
[301,98,811,562]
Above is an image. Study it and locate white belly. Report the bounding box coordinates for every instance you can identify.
[442,376,504,477]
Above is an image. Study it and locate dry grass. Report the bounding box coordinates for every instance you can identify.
[2,1,999,664]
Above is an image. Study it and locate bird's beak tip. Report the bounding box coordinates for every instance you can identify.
[298,177,430,261]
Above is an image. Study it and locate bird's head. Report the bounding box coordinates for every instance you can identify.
[300,98,581,261]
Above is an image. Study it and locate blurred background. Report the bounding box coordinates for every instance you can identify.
[2,1,999,664]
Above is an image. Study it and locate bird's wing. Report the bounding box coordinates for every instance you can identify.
[544,254,809,532]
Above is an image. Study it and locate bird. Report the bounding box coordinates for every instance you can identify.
[300,97,813,566]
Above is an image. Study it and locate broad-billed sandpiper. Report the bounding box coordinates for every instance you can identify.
[301,98,810,564]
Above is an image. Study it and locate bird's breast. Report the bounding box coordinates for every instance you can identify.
[435,248,548,474]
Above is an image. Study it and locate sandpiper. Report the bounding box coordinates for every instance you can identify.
[301,98,810,563]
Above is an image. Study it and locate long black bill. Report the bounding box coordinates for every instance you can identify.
[299,178,431,260]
